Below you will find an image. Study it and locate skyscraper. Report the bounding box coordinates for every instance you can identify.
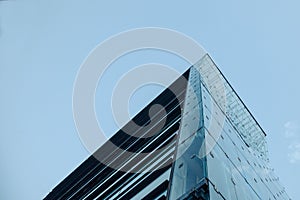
[45,54,290,200]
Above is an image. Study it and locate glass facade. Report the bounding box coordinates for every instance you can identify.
[45,54,290,200]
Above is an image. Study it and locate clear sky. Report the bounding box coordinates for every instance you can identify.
[0,1,299,199]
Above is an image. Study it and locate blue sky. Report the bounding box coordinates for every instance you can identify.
[0,1,299,199]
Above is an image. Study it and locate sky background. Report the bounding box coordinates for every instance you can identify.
[1,1,300,199]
